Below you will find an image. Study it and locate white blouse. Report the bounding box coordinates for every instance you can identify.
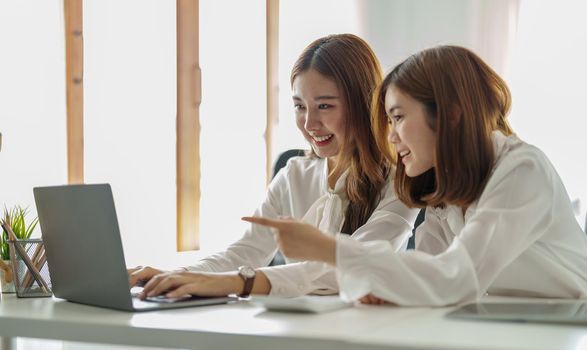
[336,131,587,306]
[185,156,418,297]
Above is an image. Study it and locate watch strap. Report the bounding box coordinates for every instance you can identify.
[240,275,255,297]
[238,267,256,297]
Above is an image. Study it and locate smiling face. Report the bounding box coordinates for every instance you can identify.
[385,85,437,177]
[292,69,347,164]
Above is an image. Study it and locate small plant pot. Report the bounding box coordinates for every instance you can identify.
[0,260,16,293]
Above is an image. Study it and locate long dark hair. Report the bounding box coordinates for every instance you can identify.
[291,34,388,233]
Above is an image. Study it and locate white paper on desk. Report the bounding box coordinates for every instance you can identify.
[250,295,352,313]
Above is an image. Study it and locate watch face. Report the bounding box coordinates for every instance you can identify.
[239,266,255,278]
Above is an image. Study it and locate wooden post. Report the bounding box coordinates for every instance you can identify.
[64,0,84,184]
[176,0,201,251]
[265,0,279,184]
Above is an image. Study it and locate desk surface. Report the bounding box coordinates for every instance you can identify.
[1,295,587,350]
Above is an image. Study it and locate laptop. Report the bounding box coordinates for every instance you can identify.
[446,301,587,324]
[33,183,237,312]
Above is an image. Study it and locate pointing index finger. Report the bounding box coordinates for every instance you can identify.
[241,216,283,229]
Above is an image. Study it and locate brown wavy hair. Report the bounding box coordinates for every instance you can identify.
[372,45,513,208]
[291,34,387,234]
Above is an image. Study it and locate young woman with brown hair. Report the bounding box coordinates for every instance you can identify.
[131,34,417,299]
[245,45,587,306]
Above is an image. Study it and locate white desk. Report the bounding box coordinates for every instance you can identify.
[1,295,587,350]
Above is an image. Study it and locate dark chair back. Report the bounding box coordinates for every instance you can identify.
[268,149,306,266]
[272,149,306,178]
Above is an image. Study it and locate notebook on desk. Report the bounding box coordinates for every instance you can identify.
[251,295,352,313]
[33,184,236,312]
[446,301,587,324]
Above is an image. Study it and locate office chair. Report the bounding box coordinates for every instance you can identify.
[268,149,306,266]
[272,149,306,178]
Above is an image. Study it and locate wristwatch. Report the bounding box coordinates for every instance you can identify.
[237,265,256,297]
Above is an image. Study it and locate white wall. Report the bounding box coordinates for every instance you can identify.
[509,0,587,226]
[198,0,267,258]
[1,0,269,269]
[356,0,518,75]
[0,0,66,236]
[357,0,471,69]
[84,0,269,268]
[83,0,178,267]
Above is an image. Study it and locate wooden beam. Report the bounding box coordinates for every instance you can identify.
[176,0,201,251]
[64,0,84,184]
[265,0,279,184]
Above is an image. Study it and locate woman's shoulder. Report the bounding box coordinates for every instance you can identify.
[492,132,551,175]
[483,132,557,201]
[281,154,323,174]
[272,154,325,185]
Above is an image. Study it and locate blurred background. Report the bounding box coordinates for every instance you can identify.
[1,0,586,272]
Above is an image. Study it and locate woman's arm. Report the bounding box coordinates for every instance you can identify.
[138,269,273,299]
[245,184,419,297]
[335,148,561,306]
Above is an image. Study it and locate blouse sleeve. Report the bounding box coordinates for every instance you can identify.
[336,148,557,306]
[260,182,419,297]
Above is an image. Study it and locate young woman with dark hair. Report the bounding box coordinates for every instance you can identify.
[131,34,417,300]
[245,45,587,306]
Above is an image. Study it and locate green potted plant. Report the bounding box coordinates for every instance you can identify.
[0,206,39,293]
